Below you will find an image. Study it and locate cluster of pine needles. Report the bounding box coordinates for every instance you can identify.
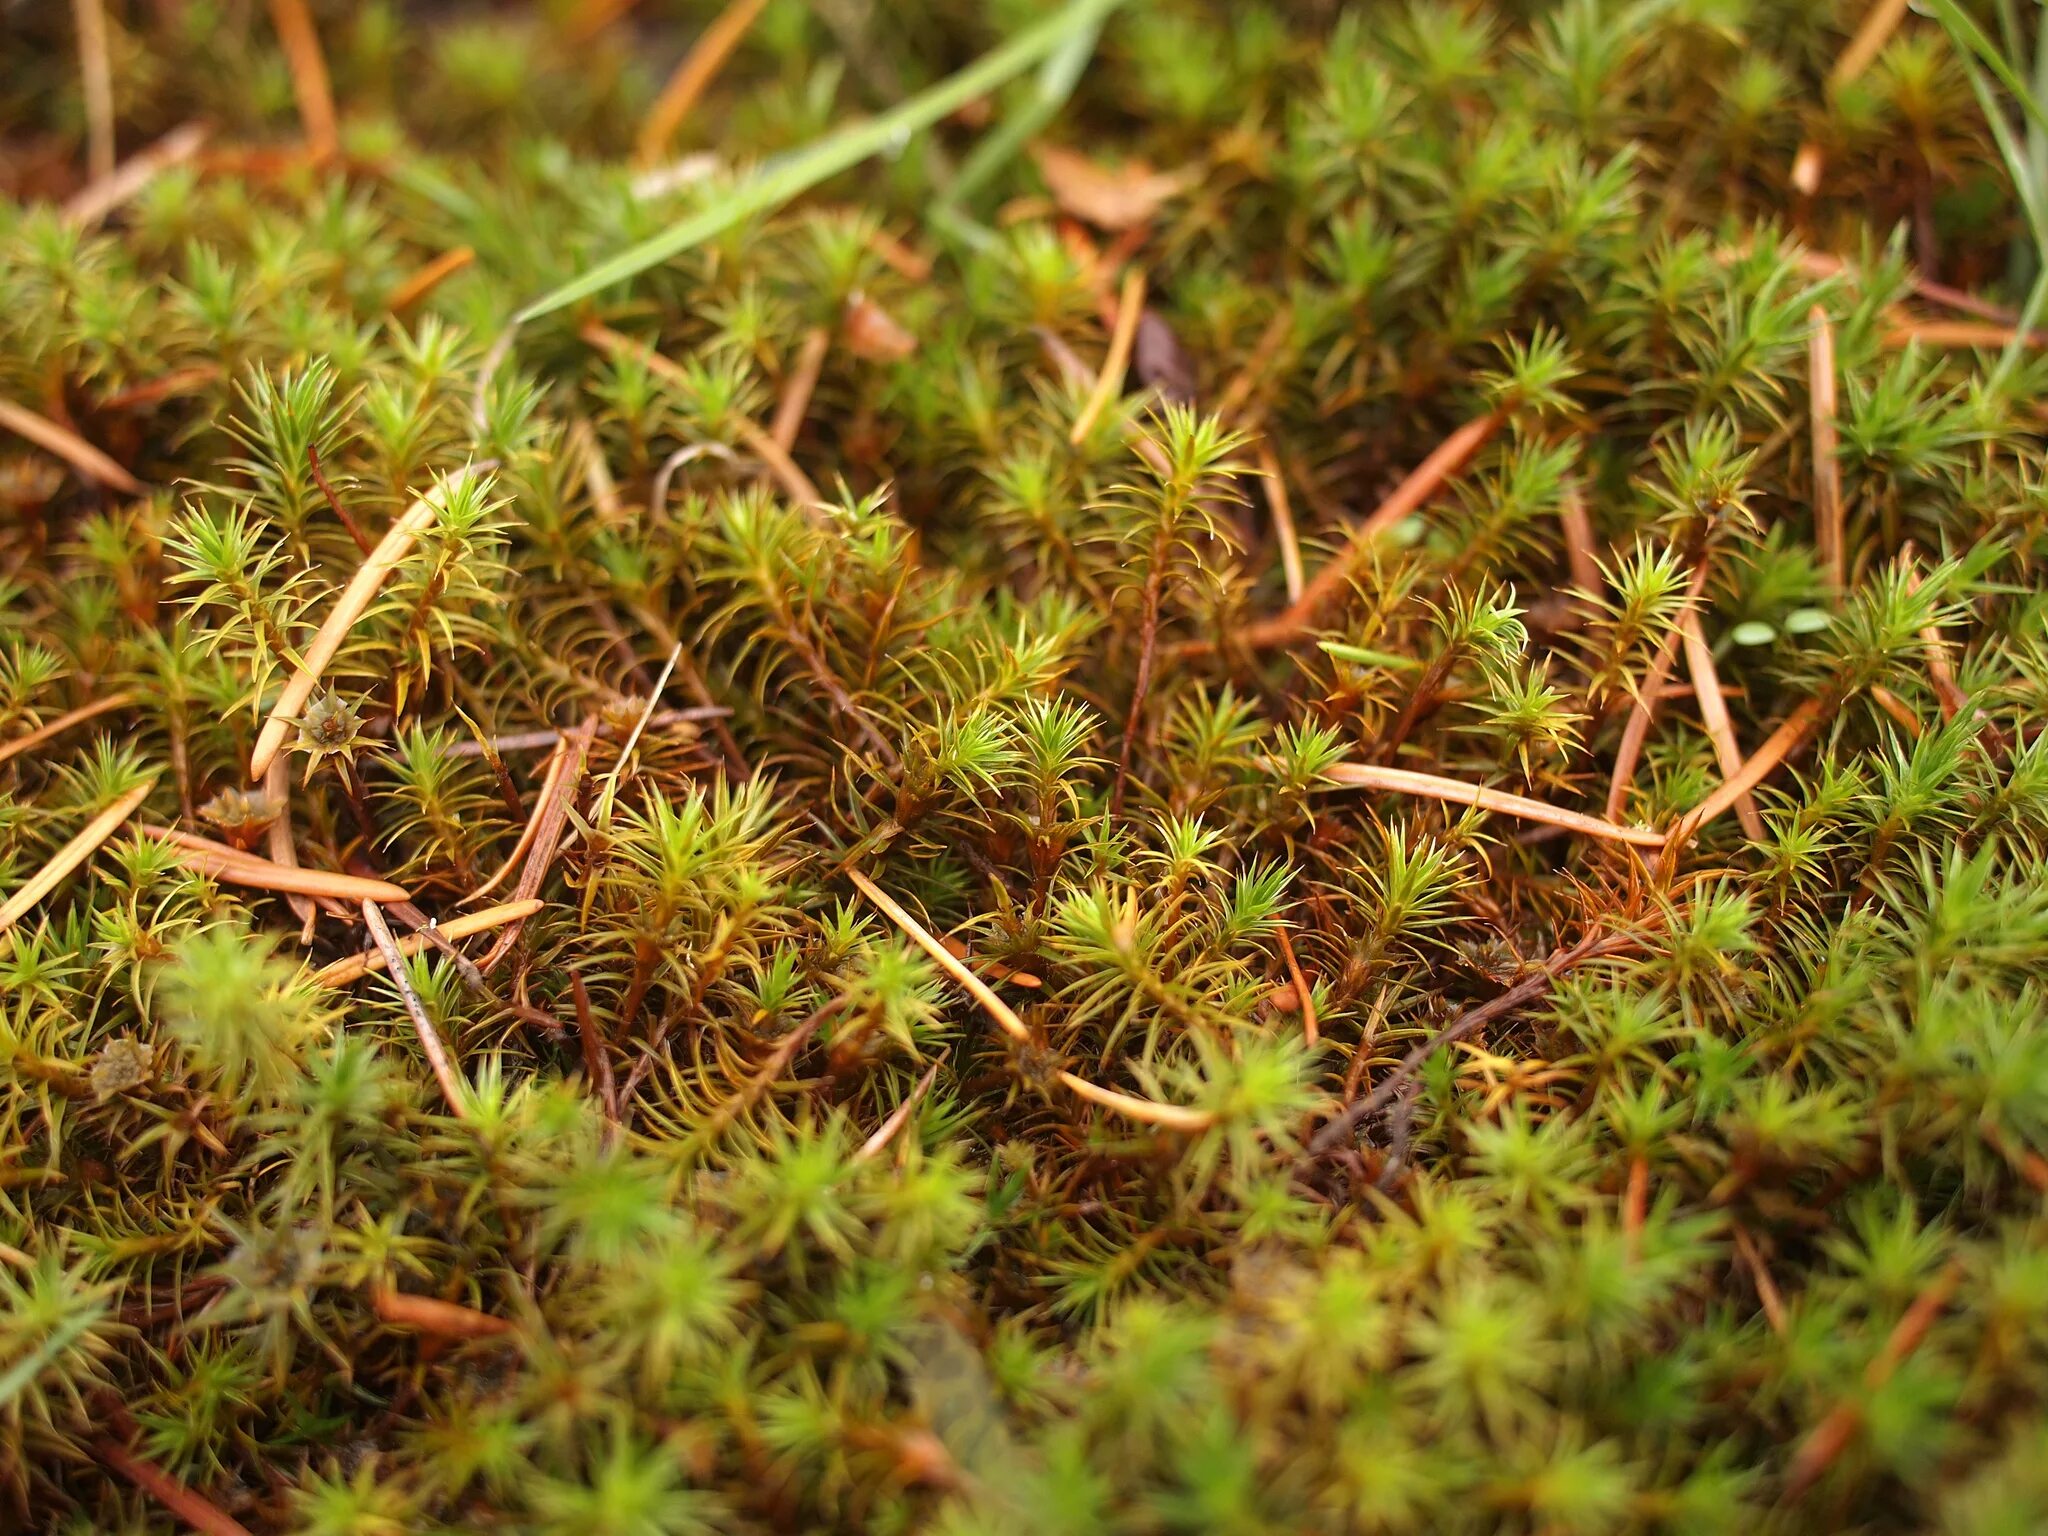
[8,0,2048,1530]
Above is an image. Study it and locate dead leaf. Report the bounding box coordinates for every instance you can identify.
[842,291,916,362]
[1031,143,1197,231]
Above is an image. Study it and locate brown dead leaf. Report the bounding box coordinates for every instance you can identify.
[1031,143,1197,231]
[842,291,917,362]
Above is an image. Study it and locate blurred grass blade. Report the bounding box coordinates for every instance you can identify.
[942,9,1108,213]
[515,0,1122,323]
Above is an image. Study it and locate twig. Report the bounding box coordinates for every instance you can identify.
[855,1056,944,1162]
[466,740,568,902]
[0,781,154,937]
[1256,441,1304,604]
[847,869,1028,1042]
[369,1287,510,1339]
[0,691,135,770]
[478,718,595,972]
[1275,920,1318,1045]
[635,0,772,168]
[389,246,476,313]
[1885,318,2048,349]
[1810,308,1843,588]
[1240,411,1502,649]
[772,327,832,452]
[1606,561,1712,821]
[147,826,410,903]
[249,466,480,781]
[99,1439,255,1536]
[1057,1070,1215,1132]
[1558,482,1601,613]
[73,0,115,181]
[262,756,320,940]
[1070,267,1146,445]
[62,122,208,228]
[442,707,730,759]
[0,395,144,494]
[1680,612,1765,839]
[1730,1224,1788,1336]
[361,900,469,1119]
[1790,0,1911,194]
[1306,762,1667,848]
[313,901,543,987]
[267,0,339,162]
[1784,1258,1964,1498]
[1673,696,1828,842]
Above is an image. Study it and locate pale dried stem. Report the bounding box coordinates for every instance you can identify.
[1313,762,1667,848]
[0,395,144,494]
[249,466,479,781]
[1673,696,1828,843]
[0,781,153,937]
[635,0,772,168]
[315,901,543,987]
[63,122,207,228]
[1606,561,1711,822]
[361,899,469,1119]
[772,327,833,452]
[267,0,339,160]
[1256,441,1304,604]
[73,0,115,181]
[1070,268,1146,446]
[0,692,135,770]
[1810,308,1844,588]
[147,826,410,903]
[1680,613,1765,839]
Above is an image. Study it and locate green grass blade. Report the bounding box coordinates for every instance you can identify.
[514,0,1123,324]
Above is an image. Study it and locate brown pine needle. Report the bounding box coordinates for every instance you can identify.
[100,364,223,412]
[0,780,153,937]
[1730,1225,1788,1336]
[467,739,569,903]
[263,756,321,939]
[1309,761,1667,848]
[0,395,144,494]
[1214,305,1295,423]
[1810,308,1844,588]
[1870,683,1922,736]
[1558,483,1602,604]
[100,1440,255,1536]
[370,1287,511,1339]
[1785,1258,1963,1498]
[314,900,544,987]
[635,0,772,168]
[72,0,115,181]
[581,322,821,506]
[63,122,208,229]
[1680,613,1765,840]
[772,326,832,452]
[1071,267,1147,446]
[1834,0,1914,86]
[479,718,594,973]
[855,1056,944,1163]
[847,869,1029,1043]
[0,691,135,770]
[1607,562,1711,822]
[1057,1070,1216,1132]
[1886,318,2048,349]
[362,900,469,1119]
[1622,1153,1649,1264]
[267,0,339,162]
[249,466,480,781]
[1256,441,1304,604]
[1275,920,1318,1045]
[389,245,476,313]
[1244,410,1502,648]
[867,226,934,283]
[1673,696,1828,843]
[148,827,411,903]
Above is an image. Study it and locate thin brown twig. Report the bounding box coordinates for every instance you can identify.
[1256,440,1304,604]
[361,900,469,1119]
[1071,267,1146,446]
[389,246,476,313]
[0,691,135,770]
[0,394,144,494]
[772,326,832,452]
[0,781,154,937]
[267,0,339,162]
[1730,1224,1789,1336]
[848,870,1028,1042]
[1274,921,1318,1045]
[854,1056,944,1163]
[1309,761,1668,848]
[479,718,594,972]
[72,0,115,181]
[369,1286,510,1339]
[635,0,772,168]
[249,466,480,780]
[1680,612,1765,840]
[1239,410,1502,650]
[314,901,543,987]
[1673,696,1828,843]
[63,122,208,228]
[1606,560,1712,822]
[99,1439,255,1536]
[148,828,410,903]
[1809,307,1843,589]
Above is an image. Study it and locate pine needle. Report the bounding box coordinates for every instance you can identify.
[314,901,544,987]
[100,1440,255,1536]
[1680,612,1764,840]
[361,899,470,1119]
[1810,307,1844,588]
[1308,762,1667,848]
[1673,696,1828,842]
[147,827,411,903]
[1070,267,1146,445]
[267,0,339,162]
[0,692,135,770]
[62,122,207,229]
[0,395,144,494]
[71,0,115,182]
[772,326,833,451]
[370,1287,511,1339]
[0,780,153,937]
[389,246,476,313]
[635,0,772,169]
